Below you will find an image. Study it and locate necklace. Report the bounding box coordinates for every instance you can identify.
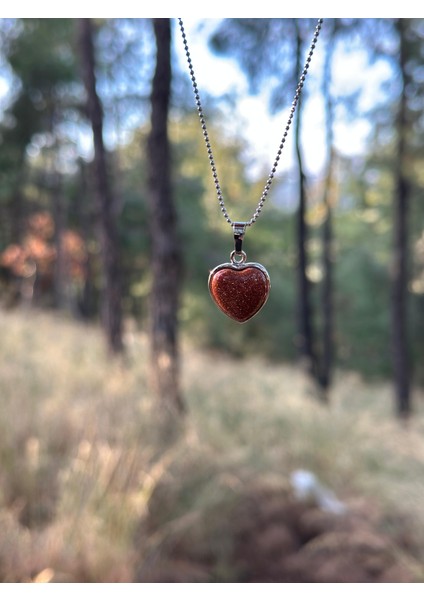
[178,18,324,323]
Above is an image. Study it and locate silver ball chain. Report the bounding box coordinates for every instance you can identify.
[178,18,324,228]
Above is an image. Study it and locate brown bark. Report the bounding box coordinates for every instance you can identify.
[146,18,184,416]
[77,18,123,354]
[318,27,335,394]
[319,177,334,393]
[294,21,317,381]
[391,19,411,418]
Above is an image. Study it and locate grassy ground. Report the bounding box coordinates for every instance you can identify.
[0,307,423,582]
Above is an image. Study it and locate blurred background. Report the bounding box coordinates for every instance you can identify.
[0,17,423,583]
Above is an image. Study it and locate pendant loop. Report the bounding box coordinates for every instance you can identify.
[233,221,247,254]
[230,250,247,265]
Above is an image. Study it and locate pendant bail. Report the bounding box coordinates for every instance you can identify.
[233,222,247,254]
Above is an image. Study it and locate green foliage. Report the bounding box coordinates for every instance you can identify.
[0,18,423,383]
[0,19,80,250]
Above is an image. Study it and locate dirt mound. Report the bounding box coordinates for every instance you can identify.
[232,488,418,583]
[137,482,422,583]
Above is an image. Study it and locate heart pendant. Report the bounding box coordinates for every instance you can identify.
[208,260,271,323]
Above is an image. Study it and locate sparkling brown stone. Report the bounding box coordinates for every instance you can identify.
[209,264,270,323]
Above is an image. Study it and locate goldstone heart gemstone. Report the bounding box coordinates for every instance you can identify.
[208,263,271,323]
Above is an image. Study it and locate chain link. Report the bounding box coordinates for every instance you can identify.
[178,18,323,228]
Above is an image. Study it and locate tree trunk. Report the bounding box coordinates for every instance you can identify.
[77,18,124,354]
[294,21,317,381]
[146,18,184,417]
[319,180,334,393]
[391,19,411,418]
[318,25,335,394]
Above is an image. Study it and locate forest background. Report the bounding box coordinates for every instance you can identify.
[0,17,423,584]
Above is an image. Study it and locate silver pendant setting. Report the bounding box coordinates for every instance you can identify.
[208,223,271,323]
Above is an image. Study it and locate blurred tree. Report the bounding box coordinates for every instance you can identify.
[77,17,124,354]
[357,19,424,413]
[293,20,318,381]
[0,86,40,245]
[146,18,184,417]
[317,20,337,394]
[211,18,320,379]
[391,19,412,418]
[0,19,83,308]
[0,20,70,237]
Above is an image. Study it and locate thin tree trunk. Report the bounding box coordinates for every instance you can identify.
[77,18,124,354]
[391,19,411,418]
[318,26,335,394]
[319,179,334,392]
[146,18,184,417]
[294,21,317,381]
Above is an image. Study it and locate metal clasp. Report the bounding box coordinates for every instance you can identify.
[232,222,247,254]
[230,222,247,266]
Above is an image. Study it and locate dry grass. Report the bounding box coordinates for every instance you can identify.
[0,307,423,582]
